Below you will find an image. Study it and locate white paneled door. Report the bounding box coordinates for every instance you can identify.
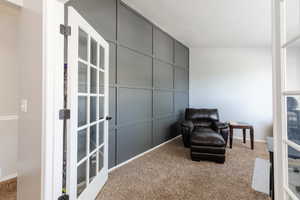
[67,7,109,200]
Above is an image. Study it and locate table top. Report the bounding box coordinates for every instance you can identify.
[229,121,253,128]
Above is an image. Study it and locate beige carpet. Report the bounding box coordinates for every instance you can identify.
[97,138,270,200]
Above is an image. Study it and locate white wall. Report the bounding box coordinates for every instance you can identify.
[0,3,20,180]
[17,0,43,199]
[190,48,273,141]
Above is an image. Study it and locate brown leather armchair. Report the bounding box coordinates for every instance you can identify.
[179,108,229,163]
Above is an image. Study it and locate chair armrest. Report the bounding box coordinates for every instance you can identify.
[179,120,194,148]
[213,121,229,130]
[181,120,194,131]
[212,121,229,147]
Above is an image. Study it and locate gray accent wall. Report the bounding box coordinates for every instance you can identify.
[67,0,189,169]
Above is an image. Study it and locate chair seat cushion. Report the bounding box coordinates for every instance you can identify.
[190,128,225,147]
[192,121,212,128]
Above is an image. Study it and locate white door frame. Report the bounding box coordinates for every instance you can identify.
[42,0,70,199]
[272,0,285,199]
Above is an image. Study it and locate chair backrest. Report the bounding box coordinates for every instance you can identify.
[185,108,219,122]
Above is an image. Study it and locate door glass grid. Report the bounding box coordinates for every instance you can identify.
[76,27,106,197]
[283,1,300,199]
[286,144,300,199]
[286,96,300,146]
[285,38,300,91]
[286,0,300,41]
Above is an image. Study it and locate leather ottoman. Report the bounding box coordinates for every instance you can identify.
[190,127,226,163]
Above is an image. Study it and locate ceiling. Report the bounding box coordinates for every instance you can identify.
[122,0,272,48]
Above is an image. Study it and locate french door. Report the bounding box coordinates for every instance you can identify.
[273,0,300,199]
[67,7,109,200]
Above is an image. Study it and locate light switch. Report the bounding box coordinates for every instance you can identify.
[20,99,28,113]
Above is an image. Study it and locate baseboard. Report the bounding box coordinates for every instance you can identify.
[109,135,181,173]
[0,173,17,183]
[234,136,266,143]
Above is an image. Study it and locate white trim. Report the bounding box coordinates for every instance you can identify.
[42,0,64,200]
[233,136,266,143]
[109,135,182,173]
[0,115,18,121]
[282,33,300,48]
[285,186,299,200]
[282,90,300,96]
[284,140,300,152]
[0,173,17,183]
[272,0,286,199]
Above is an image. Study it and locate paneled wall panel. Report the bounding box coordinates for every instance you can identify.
[154,91,173,116]
[118,88,152,125]
[175,41,189,68]
[109,130,116,168]
[175,92,189,116]
[117,122,152,164]
[154,60,173,89]
[175,67,189,91]
[118,4,152,55]
[109,87,116,128]
[154,116,176,146]
[153,28,174,63]
[109,42,116,85]
[117,46,152,87]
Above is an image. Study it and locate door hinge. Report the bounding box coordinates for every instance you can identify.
[60,24,71,36]
[58,194,69,200]
[59,109,70,120]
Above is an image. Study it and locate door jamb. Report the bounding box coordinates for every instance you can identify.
[42,0,70,199]
[272,0,285,199]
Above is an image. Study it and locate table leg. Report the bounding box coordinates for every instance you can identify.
[250,127,254,150]
[230,127,233,148]
[243,129,246,144]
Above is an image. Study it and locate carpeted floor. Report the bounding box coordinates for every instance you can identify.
[97,138,270,200]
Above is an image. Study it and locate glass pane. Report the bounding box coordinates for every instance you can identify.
[286,0,300,40]
[78,28,88,61]
[99,97,104,119]
[99,45,105,69]
[286,192,293,200]
[99,122,104,146]
[98,146,104,172]
[77,129,87,162]
[90,38,97,66]
[78,62,88,93]
[89,153,97,183]
[286,40,300,90]
[90,67,97,94]
[77,161,87,197]
[99,71,104,94]
[287,96,300,146]
[78,96,87,127]
[90,96,97,123]
[287,144,300,199]
[90,125,97,152]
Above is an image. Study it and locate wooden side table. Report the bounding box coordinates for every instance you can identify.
[229,122,254,150]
